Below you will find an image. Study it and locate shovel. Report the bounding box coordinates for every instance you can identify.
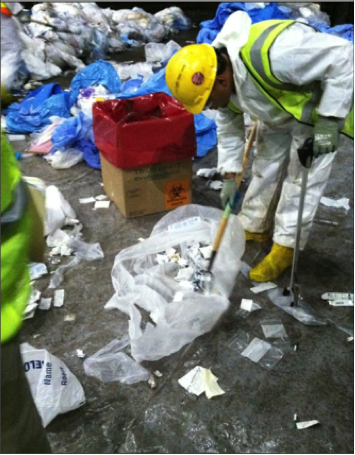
[283,137,314,306]
[199,121,258,291]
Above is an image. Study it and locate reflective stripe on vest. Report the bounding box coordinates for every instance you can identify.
[1,179,29,226]
[1,2,11,16]
[240,20,354,138]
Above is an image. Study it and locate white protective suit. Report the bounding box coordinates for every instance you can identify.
[213,12,353,249]
[1,3,24,89]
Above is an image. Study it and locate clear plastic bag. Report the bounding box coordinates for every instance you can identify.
[106,204,245,363]
[83,338,150,384]
[45,148,84,169]
[44,185,78,236]
[260,318,288,339]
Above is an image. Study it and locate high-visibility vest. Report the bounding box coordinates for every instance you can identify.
[1,131,31,344]
[229,20,353,138]
[1,2,12,16]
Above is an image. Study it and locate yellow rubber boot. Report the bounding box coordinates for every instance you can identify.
[245,230,270,243]
[249,243,294,282]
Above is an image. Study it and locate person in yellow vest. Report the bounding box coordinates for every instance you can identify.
[166,11,354,282]
[1,85,51,453]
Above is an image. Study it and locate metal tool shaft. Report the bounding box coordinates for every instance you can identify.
[290,166,309,301]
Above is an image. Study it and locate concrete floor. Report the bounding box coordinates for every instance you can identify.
[13,6,354,454]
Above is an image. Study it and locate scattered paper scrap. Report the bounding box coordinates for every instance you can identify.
[76,349,86,358]
[8,134,26,141]
[23,301,39,319]
[178,366,225,399]
[173,291,184,302]
[250,282,278,294]
[320,197,350,211]
[328,300,354,307]
[241,299,254,311]
[296,420,320,430]
[199,246,212,259]
[95,194,108,201]
[209,181,223,191]
[53,289,65,307]
[148,375,157,389]
[39,298,52,310]
[196,168,218,179]
[154,370,163,377]
[138,237,146,242]
[94,200,110,209]
[99,182,104,186]
[64,314,76,322]
[347,336,354,342]
[79,197,96,204]
[321,292,354,301]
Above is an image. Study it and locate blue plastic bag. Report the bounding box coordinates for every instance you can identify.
[51,111,101,169]
[4,83,71,134]
[70,60,122,105]
[197,2,288,44]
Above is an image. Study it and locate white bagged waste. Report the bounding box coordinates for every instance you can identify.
[45,186,78,236]
[20,343,85,427]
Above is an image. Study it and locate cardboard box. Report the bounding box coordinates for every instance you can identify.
[100,154,192,218]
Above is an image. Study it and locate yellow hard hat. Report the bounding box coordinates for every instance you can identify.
[166,44,217,115]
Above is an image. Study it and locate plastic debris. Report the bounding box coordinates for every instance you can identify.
[79,197,96,204]
[95,194,108,201]
[94,200,110,209]
[296,420,320,430]
[7,134,26,141]
[148,375,157,389]
[178,366,225,399]
[83,338,149,384]
[29,263,48,281]
[320,197,350,211]
[260,319,288,339]
[250,282,278,293]
[53,289,65,307]
[39,297,52,310]
[314,218,339,226]
[76,349,86,359]
[209,181,223,191]
[45,185,78,236]
[64,314,76,322]
[20,343,85,427]
[236,298,262,319]
[196,168,218,179]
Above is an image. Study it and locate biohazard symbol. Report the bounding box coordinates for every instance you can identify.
[169,183,184,199]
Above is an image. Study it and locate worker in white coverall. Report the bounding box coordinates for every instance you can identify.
[166,11,354,282]
[1,2,25,95]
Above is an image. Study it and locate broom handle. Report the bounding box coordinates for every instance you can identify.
[211,121,258,253]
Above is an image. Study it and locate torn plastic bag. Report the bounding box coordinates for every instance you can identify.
[70,60,122,105]
[45,185,78,236]
[93,93,196,169]
[51,112,101,169]
[105,204,245,362]
[4,83,72,134]
[20,343,85,427]
[83,338,150,384]
[45,147,84,169]
[48,228,104,288]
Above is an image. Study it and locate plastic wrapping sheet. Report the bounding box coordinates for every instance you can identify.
[106,204,245,363]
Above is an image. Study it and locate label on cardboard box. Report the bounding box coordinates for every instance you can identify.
[165,180,190,209]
